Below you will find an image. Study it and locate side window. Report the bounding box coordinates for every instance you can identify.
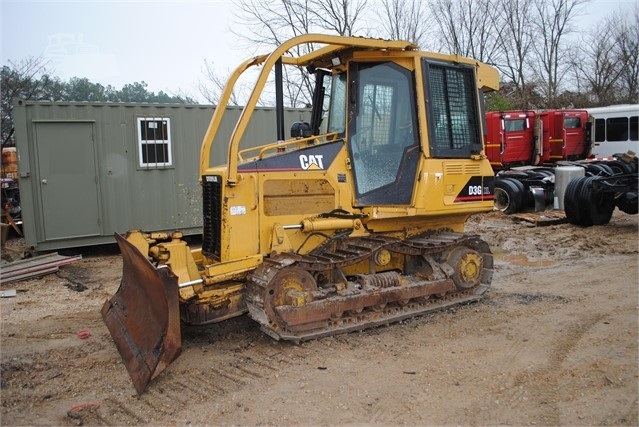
[606,117,628,142]
[594,118,605,142]
[326,74,347,135]
[423,60,482,158]
[630,116,638,141]
[137,117,172,168]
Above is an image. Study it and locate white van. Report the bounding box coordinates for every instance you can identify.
[586,104,639,158]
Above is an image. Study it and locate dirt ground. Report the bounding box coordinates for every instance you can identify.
[1,209,637,426]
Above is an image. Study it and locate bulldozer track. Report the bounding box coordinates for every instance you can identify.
[246,231,493,342]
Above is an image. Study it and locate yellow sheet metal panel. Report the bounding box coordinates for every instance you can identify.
[263,179,335,216]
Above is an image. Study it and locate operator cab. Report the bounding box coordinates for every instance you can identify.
[309,58,483,207]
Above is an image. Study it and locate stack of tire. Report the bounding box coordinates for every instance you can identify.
[493,169,554,215]
[564,156,638,227]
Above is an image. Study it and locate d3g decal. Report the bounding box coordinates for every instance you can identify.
[454,176,494,202]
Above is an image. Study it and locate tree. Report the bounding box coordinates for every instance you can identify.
[1,59,194,146]
[64,77,112,102]
[571,19,625,106]
[199,60,238,106]
[613,5,639,103]
[495,0,536,108]
[484,88,517,111]
[307,0,367,37]
[224,0,311,107]
[198,0,639,110]
[1,57,54,145]
[431,0,502,63]
[529,0,588,108]
[201,0,371,107]
[377,0,433,48]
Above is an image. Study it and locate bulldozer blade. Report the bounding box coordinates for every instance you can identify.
[101,233,182,394]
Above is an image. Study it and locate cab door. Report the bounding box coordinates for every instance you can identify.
[348,61,420,206]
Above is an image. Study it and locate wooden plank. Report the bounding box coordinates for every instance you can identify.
[511,210,567,226]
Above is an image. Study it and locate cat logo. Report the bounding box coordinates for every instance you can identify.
[299,154,325,170]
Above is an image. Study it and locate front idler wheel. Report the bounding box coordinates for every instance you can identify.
[446,246,483,290]
[265,267,318,329]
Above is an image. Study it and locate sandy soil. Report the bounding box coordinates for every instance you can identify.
[1,209,637,426]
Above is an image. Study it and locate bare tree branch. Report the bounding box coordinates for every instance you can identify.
[431,0,502,63]
[495,0,536,108]
[613,5,639,103]
[378,0,433,47]
[571,19,625,106]
[227,0,370,107]
[529,0,588,108]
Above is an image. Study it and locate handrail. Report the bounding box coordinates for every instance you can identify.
[237,132,341,162]
[199,55,268,177]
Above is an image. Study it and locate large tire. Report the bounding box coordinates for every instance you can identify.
[585,163,612,177]
[564,177,585,225]
[494,178,525,214]
[588,190,615,226]
[577,177,595,226]
[606,160,634,175]
[511,177,530,208]
[579,177,615,226]
[535,169,555,179]
[595,163,615,176]
[616,192,638,215]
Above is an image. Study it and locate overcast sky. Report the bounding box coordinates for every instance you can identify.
[0,0,636,101]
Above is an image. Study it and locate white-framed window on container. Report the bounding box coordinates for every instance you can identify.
[137,117,172,168]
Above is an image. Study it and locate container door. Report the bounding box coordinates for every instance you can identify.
[35,122,101,240]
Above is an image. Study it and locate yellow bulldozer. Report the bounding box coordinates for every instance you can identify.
[101,34,500,394]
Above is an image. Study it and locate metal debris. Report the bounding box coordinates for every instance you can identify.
[0,253,82,284]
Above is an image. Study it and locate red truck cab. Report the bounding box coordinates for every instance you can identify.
[484,111,538,170]
[539,110,589,161]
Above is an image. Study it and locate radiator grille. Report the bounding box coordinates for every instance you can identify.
[202,175,222,259]
[444,163,481,175]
